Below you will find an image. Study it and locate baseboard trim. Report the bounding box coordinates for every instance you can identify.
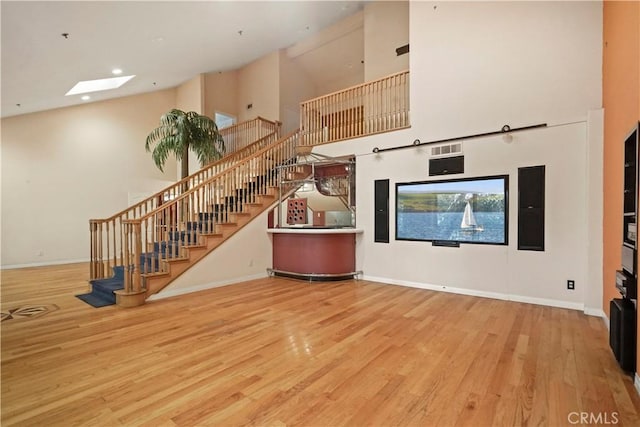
[583,307,605,317]
[1,258,90,270]
[147,272,269,301]
[362,275,585,311]
[584,308,609,329]
[635,373,640,398]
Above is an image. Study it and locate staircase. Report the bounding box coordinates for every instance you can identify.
[84,71,413,308]
[85,129,303,307]
[85,117,280,305]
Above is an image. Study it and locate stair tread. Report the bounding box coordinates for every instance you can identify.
[165,257,190,263]
[142,271,170,278]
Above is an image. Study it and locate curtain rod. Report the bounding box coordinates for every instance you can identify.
[372,123,548,154]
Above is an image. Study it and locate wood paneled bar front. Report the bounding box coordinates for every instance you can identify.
[267,228,363,280]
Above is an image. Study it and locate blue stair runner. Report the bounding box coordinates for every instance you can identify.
[76,266,125,307]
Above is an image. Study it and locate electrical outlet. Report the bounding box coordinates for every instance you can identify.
[567,280,575,290]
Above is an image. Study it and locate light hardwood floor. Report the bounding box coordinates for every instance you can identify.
[2,263,640,426]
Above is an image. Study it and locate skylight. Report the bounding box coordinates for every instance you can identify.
[65,75,135,96]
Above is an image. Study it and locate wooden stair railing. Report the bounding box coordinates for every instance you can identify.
[300,70,409,146]
[117,130,303,304]
[89,118,280,281]
[220,116,280,154]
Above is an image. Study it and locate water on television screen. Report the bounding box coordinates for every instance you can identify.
[396,177,506,244]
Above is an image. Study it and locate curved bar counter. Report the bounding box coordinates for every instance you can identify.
[267,228,363,281]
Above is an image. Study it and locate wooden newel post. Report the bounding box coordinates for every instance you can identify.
[116,219,146,307]
[89,221,96,280]
[122,221,132,293]
[132,220,143,293]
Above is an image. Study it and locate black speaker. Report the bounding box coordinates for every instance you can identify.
[518,165,545,251]
[610,298,637,372]
[374,179,389,243]
[429,156,464,176]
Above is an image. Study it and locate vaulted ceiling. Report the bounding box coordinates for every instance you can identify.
[1,1,364,118]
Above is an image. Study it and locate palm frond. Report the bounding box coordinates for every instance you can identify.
[144,109,225,178]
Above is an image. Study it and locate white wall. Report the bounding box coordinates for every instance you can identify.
[411,1,602,140]
[313,0,602,310]
[364,0,409,81]
[315,124,589,309]
[1,89,178,267]
[237,52,280,123]
[286,10,364,99]
[204,70,239,120]
[279,50,317,135]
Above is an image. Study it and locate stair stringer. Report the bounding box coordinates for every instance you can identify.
[142,192,278,297]
[148,207,274,300]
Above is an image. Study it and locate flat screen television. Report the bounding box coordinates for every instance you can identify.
[396,175,509,245]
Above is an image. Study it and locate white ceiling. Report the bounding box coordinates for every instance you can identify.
[1,1,364,118]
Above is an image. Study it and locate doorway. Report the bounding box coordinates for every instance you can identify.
[215,112,236,130]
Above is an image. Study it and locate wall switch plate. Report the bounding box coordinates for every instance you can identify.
[567,280,575,290]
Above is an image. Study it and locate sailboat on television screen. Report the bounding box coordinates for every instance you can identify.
[460,194,484,232]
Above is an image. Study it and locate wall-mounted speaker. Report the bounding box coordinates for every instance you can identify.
[374,179,389,243]
[518,165,545,251]
[429,156,464,176]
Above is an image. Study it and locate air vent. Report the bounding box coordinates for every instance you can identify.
[431,142,463,157]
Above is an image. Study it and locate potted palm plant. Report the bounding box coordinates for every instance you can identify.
[145,109,225,180]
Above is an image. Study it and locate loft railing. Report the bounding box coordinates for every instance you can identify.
[300,70,410,146]
[220,116,280,154]
[119,131,302,295]
[89,119,280,280]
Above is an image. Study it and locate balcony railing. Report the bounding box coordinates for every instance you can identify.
[220,116,280,153]
[300,70,409,146]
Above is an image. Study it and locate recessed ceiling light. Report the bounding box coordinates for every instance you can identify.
[81,95,90,101]
[65,75,135,96]
[112,68,123,75]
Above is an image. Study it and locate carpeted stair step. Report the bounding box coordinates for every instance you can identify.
[165,232,198,245]
[140,252,165,272]
[186,221,215,233]
[91,281,122,303]
[77,265,125,307]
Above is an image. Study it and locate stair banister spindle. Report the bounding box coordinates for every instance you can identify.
[90,222,96,279]
[105,222,111,273]
[122,222,131,293]
[131,220,142,293]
